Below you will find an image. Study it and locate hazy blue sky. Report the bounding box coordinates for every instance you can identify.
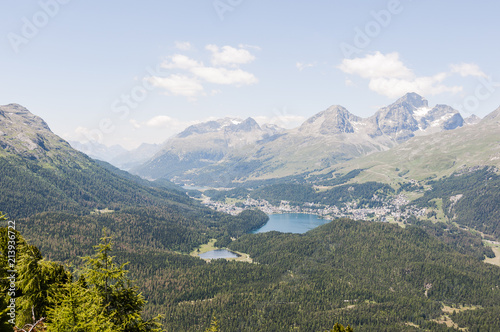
[1,0,499,149]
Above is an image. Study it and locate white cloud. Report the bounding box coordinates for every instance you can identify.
[148,74,204,97]
[175,41,192,51]
[129,119,141,129]
[147,44,258,98]
[190,66,257,85]
[368,75,462,99]
[206,44,256,66]
[162,54,201,70]
[338,52,413,79]
[161,55,258,85]
[145,115,175,127]
[296,62,315,71]
[344,78,355,87]
[338,52,465,98]
[142,115,203,133]
[450,63,487,78]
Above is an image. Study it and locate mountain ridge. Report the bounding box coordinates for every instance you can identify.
[328,105,500,185]
[132,92,469,185]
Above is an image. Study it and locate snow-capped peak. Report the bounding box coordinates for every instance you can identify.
[413,106,431,120]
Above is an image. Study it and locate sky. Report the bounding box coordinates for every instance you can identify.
[1,0,500,149]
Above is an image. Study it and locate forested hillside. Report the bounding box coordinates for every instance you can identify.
[136,219,500,331]
[10,217,500,331]
[414,167,500,237]
[249,182,394,207]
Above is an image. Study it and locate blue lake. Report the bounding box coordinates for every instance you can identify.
[199,249,239,259]
[252,213,330,234]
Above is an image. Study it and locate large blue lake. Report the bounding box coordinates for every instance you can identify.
[252,213,329,234]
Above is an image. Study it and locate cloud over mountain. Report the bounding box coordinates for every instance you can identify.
[146,44,258,98]
[338,52,487,98]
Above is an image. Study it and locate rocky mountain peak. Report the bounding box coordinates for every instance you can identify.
[369,93,464,142]
[370,98,420,142]
[176,117,263,138]
[299,105,360,135]
[261,123,285,134]
[176,119,229,138]
[464,114,481,125]
[232,117,261,132]
[422,105,463,130]
[0,103,52,133]
[0,104,78,160]
[393,92,429,109]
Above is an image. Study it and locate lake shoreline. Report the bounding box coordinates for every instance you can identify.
[191,213,330,262]
[251,212,330,234]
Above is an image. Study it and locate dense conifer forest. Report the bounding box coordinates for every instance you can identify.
[415,167,500,237]
[5,213,500,331]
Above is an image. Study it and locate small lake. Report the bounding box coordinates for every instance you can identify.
[181,185,211,191]
[252,213,329,234]
[199,249,240,259]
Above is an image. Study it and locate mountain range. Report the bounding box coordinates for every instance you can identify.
[121,93,482,186]
[330,105,500,185]
[69,140,162,171]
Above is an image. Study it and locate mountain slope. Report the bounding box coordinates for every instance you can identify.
[0,105,192,218]
[133,117,282,181]
[0,104,268,252]
[4,104,500,331]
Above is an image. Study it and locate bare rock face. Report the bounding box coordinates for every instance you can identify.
[0,104,75,160]
[1,103,52,132]
[369,93,464,142]
[298,105,361,135]
[369,93,425,142]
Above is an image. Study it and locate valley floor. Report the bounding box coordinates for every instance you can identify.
[200,192,428,225]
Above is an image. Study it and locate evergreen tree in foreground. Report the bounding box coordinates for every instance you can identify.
[47,229,163,332]
[0,222,163,332]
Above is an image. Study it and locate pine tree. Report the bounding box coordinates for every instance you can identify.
[205,317,220,332]
[47,276,115,332]
[0,212,12,332]
[63,229,164,332]
[1,219,70,329]
[327,323,354,332]
[0,224,164,332]
[16,244,70,325]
